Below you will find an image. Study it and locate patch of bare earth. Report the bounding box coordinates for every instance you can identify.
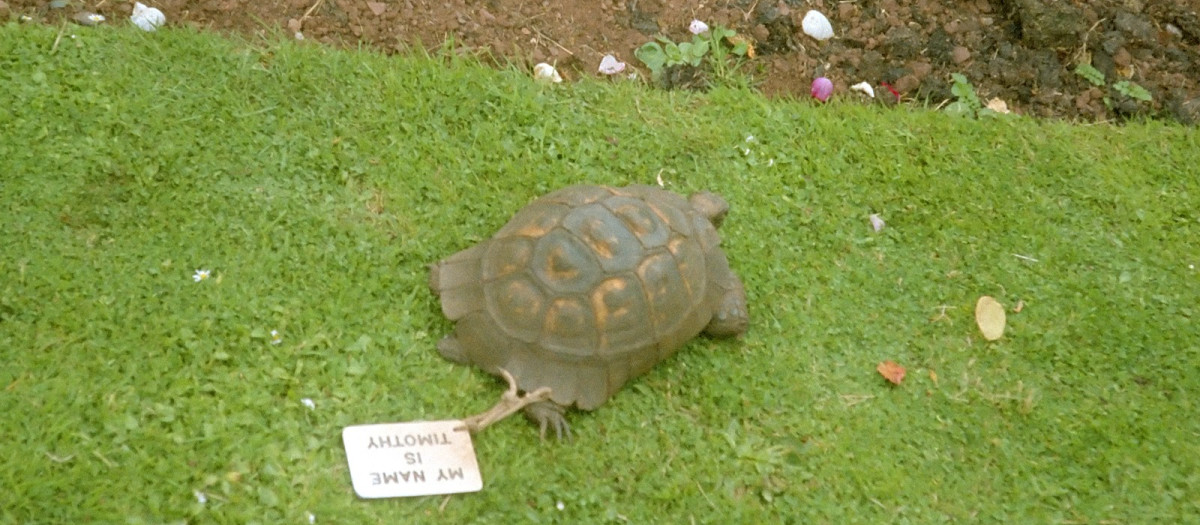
[6,0,1199,123]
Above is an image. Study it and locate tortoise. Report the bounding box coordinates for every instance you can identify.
[429,184,748,438]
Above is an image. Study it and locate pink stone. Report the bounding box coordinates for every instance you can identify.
[811,77,833,102]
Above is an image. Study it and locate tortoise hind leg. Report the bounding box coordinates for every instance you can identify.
[523,400,572,441]
[704,274,749,337]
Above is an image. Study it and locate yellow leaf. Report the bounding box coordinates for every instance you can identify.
[975,296,1006,341]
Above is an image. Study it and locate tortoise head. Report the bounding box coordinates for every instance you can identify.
[688,191,729,229]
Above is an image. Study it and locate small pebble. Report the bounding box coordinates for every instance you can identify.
[951,46,971,64]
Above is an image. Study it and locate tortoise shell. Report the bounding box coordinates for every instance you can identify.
[429,184,747,411]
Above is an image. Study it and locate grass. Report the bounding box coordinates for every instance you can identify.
[1,21,1198,523]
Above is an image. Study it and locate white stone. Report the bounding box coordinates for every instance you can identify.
[131,2,166,31]
[533,63,562,83]
[802,10,834,41]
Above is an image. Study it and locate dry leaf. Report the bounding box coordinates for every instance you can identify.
[975,296,1006,341]
[928,370,939,385]
[876,361,906,385]
[985,97,1011,114]
[1013,300,1025,313]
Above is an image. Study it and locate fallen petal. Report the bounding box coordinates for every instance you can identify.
[975,296,1007,341]
[869,213,885,232]
[598,54,626,75]
[802,10,834,41]
[689,19,709,35]
[851,81,875,98]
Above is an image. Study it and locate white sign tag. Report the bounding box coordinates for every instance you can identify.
[342,420,483,498]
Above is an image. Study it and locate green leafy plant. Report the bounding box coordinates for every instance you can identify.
[634,24,750,87]
[943,73,990,118]
[945,73,982,114]
[1075,63,1106,87]
[1113,80,1152,102]
[1074,62,1153,109]
[944,73,1014,118]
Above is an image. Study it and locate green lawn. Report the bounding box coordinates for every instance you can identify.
[1,22,1197,523]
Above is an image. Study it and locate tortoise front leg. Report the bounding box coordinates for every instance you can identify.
[705,275,749,337]
[523,400,572,441]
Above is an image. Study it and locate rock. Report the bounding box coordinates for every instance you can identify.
[926,28,954,64]
[884,26,921,59]
[951,46,971,64]
[1170,96,1200,125]
[838,2,859,20]
[892,74,920,93]
[1012,0,1089,49]
[751,24,770,43]
[1112,48,1132,68]
[1114,10,1155,46]
[1029,49,1064,89]
[908,60,933,78]
[1100,31,1124,55]
[627,4,658,36]
[1091,49,1116,79]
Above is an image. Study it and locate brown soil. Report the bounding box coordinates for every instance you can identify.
[7,0,1200,124]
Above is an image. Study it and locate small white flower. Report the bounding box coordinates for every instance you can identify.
[745,135,755,143]
[301,398,315,410]
[533,63,562,83]
[130,2,166,31]
[194,490,207,504]
[192,269,210,282]
[87,13,106,23]
[270,330,282,345]
[556,500,565,511]
[307,512,316,524]
[689,20,709,35]
[869,214,886,232]
[767,158,775,167]
[20,15,34,22]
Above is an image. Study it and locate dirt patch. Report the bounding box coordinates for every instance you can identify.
[8,0,1200,124]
